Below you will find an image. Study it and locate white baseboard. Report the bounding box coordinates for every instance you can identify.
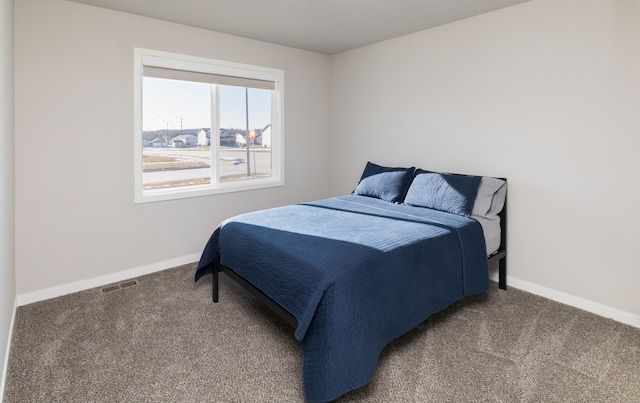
[490,272,640,329]
[16,254,200,306]
[1,296,17,401]
[15,257,640,329]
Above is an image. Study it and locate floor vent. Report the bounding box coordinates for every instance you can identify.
[101,280,139,293]
[119,280,139,289]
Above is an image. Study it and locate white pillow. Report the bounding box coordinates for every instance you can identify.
[471,177,506,219]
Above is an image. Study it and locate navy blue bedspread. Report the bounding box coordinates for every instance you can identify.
[195,195,489,402]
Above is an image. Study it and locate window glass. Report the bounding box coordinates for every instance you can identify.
[142,77,212,190]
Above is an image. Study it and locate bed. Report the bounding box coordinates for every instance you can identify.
[195,163,507,402]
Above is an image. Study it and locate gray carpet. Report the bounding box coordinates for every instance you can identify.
[4,263,640,402]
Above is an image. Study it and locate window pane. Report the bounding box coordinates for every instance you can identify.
[142,77,212,190]
[219,85,272,182]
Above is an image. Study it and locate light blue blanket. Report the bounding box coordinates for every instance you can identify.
[196,195,489,402]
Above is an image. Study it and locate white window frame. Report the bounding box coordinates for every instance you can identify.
[133,48,284,204]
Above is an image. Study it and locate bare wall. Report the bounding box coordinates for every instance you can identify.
[330,0,640,319]
[14,0,331,294]
[0,0,15,392]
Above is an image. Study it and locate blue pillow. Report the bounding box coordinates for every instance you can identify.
[353,162,415,203]
[404,170,482,217]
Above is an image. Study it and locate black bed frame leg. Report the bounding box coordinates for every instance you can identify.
[212,264,219,303]
[498,258,507,290]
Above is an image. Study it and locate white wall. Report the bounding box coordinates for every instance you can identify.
[0,0,15,395]
[330,0,640,322]
[14,0,331,295]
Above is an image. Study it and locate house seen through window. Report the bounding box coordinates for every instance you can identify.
[134,48,284,203]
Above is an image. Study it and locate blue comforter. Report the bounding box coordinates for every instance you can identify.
[195,195,489,402]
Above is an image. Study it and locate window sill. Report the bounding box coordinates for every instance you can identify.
[134,177,285,204]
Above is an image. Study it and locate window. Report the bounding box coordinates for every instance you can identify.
[134,48,284,203]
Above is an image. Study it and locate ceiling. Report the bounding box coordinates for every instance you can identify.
[68,0,531,55]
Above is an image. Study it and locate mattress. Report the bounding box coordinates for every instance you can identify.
[471,214,501,256]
